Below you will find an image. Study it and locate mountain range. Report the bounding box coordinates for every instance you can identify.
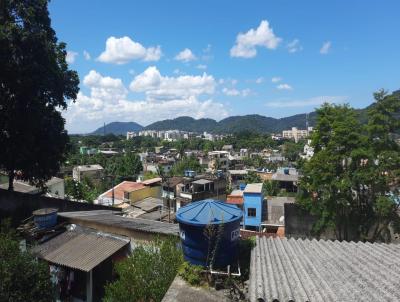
[89,91,399,136]
[90,112,318,135]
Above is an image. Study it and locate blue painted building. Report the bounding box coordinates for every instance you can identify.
[243,183,264,231]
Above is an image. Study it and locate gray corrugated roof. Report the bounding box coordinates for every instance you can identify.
[59,210,179,236]
[32,228,129,272]
[271,173,299,182]
[249,236,400,302]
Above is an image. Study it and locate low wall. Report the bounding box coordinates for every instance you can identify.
[0,189,120,227]
[284,203,336,240]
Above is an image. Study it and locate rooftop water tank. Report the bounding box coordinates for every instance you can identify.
[32,208,58,229]
[176,199,243,268]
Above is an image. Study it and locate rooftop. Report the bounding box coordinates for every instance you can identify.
[75,164,103,171]
[100,181,145,201]
[244,183,263,194]
[59,210,179,237]
[32,226,129,272]
[192,179,213,185]
[250,236,400,302]
[141,177,162,185]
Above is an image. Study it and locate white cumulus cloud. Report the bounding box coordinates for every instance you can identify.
[66,51,78,64]
[97,36,162,64]
[320,41,331,54]
[230,20,282,58]
[287,39,303,53]
[83,50,91,60]
[277,83,293,90]
[271,77,282,83]
[130,66,215,100]
[255,77,264,84]
[175,48,197,62]
[222,87,252,97]
[64,69,227,133]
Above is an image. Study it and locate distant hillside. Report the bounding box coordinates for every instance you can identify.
[144,116,218,132]
[144,113,317,134]
[89,99,395,135]
[91,122,143,135]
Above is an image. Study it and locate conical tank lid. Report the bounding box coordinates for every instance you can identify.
[176,199,243,226]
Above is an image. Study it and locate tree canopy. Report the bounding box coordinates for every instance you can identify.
[298,92,400,242]
[0,0,79,190]
[0,223,53,302]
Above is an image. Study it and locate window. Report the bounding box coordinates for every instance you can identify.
[248,208,257,217]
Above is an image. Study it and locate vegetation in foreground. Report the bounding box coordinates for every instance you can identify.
[104,237,183,302]
[0,221,53,302]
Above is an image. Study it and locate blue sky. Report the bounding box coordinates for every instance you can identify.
[49,0,400,133]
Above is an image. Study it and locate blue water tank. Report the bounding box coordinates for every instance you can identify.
[239,183,246,191]
[176,199,243,268]
[33,208,58,229]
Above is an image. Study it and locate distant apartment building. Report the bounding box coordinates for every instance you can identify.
[72,164,104,183]
[282,127,313,142]
[126,131,137,140]
[300,139,315,160]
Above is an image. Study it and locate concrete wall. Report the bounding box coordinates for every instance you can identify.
[0,189,119,227]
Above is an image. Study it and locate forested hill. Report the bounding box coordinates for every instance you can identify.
[91,122,143,135]
[143,113,317,134]
[89,96,398,135]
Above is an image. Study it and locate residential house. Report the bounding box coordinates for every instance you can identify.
[227,169,248,190]
[176,175,226,206]
[72,164,104,184]
[96,178,161,206]
[32,225,130,302]
[271,168,300,192]
[208,151,230,171]
[243,183,264,231]
[0,177,65,198]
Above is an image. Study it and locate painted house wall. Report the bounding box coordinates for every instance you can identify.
[243,192,263,230]
[128,186,161,203]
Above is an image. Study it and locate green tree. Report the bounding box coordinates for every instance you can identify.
[0,0,79,190]
[262,180,279,196]
[0,222,53,302]
[244,171,262,184]
[298,97,400,242]
[104,238,183,302]
[282,140,305,162]
[170,155,202,176]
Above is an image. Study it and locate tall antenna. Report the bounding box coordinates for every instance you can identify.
[103,122,105,136]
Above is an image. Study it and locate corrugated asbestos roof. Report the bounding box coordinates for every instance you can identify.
[59,211,179,235]
[249,237,400,302]
[250,236,400,302]
[33,228,129,272]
